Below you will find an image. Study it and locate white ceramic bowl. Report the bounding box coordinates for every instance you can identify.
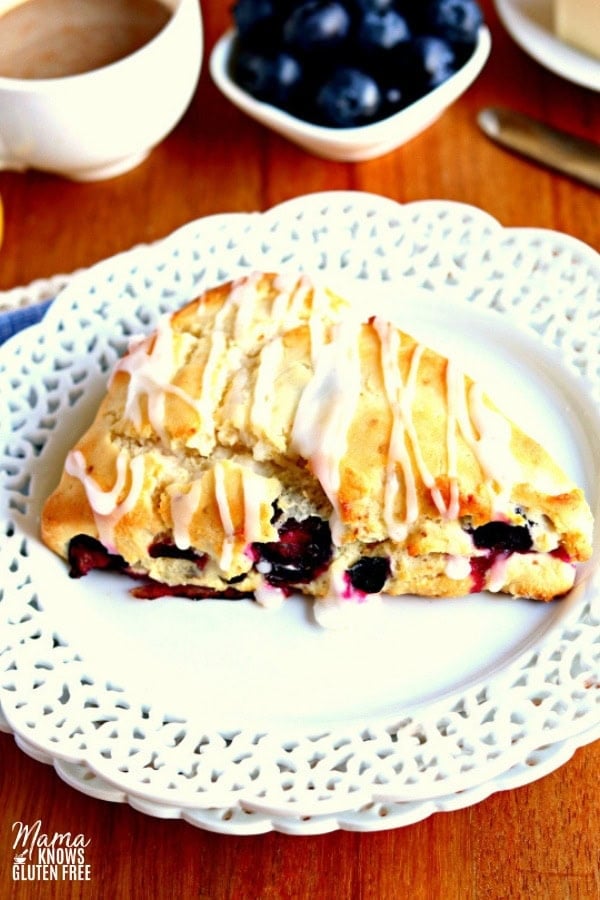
[0,0,202,181]
[210,26,491,162]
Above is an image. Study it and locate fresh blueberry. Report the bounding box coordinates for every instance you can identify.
[232,0,281,41]
[354,8,413,106]
[347,556,390,593]
[357,9,412,52]
[229,0,480,127]
[352,0,397,12]
[315,66,382,126]
[232,49,303,108]
[282,1,352,55]
[422,0,484,44]
[398,35,457,95]
[471,522,533,553]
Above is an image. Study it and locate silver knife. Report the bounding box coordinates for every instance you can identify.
[477,106,600,190]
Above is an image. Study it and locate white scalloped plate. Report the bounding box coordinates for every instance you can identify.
[3,706,599,835]
[1,192,599,834]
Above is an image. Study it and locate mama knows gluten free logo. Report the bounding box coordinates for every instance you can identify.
[11,820,91,882]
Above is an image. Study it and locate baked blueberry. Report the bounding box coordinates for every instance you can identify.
[149,540,207,568]
[347,556,390,593]
[253,516,333,586]
[68,534,127,578]
[471,522,533,553]
[130,581,252,600]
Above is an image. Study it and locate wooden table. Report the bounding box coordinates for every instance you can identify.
[1,2,599,897]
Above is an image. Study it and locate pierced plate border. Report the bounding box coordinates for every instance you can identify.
[1,192,599,833]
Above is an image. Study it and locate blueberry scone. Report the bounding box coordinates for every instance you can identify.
[41,272,594,624]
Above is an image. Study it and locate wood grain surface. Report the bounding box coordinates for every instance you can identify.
[1,2,599,898]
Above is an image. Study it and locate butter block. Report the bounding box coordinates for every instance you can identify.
[554,0,600,59]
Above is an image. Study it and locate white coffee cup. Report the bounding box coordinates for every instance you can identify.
[0,0,202,180]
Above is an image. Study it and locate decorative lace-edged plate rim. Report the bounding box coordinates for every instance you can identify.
[2,704,599,836]
[1,191,599,834]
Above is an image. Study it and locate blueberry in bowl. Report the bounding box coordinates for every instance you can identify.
[282,1,353,57]
[233,48,305,110]
[315,67,383,127]
[209,0,491,160]
[419,0,484,47]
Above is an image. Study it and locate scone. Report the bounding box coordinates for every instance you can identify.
[41,271,594,624]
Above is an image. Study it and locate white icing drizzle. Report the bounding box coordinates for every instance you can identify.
[169,480,203,551]
[214,461,236,571]
[114,315,172,441]
[66,449,127,516]
[400,341,453,519]
[376,319,508,536]
[374,318,419,540]
[92,275,526,577]
[242,468,268,543]
[286,274,313,326]
[271,272,311,329]
[467,382,520,492]
[65,449,145,553]
[114,273,335,456]
[448,365,522,512]
[225,271,263,341]
[188,328,227,453]
[250,337,284,437]
[114,313,200,444]
[486,552,510,592]
[315,559,382,629]
[443,360,461,520]
[307,284,333,366]
[445,555,472,580]
[254,583,286,610]
[290,315,363,544]
[270,285,291,324]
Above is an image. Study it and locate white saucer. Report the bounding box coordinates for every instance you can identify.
[494,0,600,91]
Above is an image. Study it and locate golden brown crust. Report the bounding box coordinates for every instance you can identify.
[41,272,594,608]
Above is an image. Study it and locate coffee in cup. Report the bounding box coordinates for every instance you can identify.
[0,0,172,80]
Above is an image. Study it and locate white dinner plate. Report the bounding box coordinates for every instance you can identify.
[495,0,600,91]
[1,192,599,833]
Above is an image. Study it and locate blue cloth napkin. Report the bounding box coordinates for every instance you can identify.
[0,299,53,345]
